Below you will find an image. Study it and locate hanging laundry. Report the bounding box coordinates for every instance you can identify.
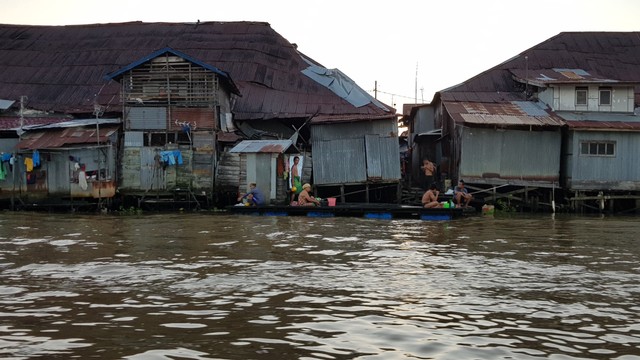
[26,172,36,185]
[172,150,183,165]
[0,162,5,181]
[160,151,176,165]
[159,150,184,166]
[78,170,88,190]
[1,153,11,162]
[24,157,34,172]
[32,150,40,167]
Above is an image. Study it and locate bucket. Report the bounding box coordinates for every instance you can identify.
[482,204,495,216]
[327,197,336,207]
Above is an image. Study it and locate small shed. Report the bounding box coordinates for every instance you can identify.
[229,139,295,204]
[310,114,402,203]
[442,101,564,188]
[14,119,120,204]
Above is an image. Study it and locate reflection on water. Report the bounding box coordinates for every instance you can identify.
[0,212,639,359]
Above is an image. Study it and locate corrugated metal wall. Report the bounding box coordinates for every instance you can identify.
[122,129,218,193]
[311,120,401,185]
[128,107,219,131]
[413,106,436,134]
[314,138,367,184]
[46,152,71,194]
[460,127,561,184]
[566,130,640,190]
[169,108,216,130]
[128,107,167,130]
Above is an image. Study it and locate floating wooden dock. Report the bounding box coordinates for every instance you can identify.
[225,203,474,220]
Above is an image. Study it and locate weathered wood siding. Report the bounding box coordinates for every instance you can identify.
[216,151,240,189]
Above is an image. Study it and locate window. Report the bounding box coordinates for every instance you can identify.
[599,87,611,105]
[575,86,588,105]
[580,141,615,156]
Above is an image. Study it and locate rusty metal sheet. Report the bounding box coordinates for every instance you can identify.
[510,68,633,86]
[311,114,396,124]
[444,101,565,127]
[170,108,216,130]
[16,125,119,150]
[565,120,640,130]
[0,116,73,130]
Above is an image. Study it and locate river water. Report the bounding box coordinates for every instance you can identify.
[0,211,639,359]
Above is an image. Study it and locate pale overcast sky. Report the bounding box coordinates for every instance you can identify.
[1,0,639,112]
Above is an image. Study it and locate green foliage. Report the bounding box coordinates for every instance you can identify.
[495,199,516,213]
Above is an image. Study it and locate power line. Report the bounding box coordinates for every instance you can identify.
[369,89,418,100]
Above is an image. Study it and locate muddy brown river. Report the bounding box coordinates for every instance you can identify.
[0,212,638,359]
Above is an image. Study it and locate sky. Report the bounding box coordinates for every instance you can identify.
[1,0,639,113]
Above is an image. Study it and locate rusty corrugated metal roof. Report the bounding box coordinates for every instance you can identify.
[444,101,565,127]
[16,125,119,150]
[0,22,393,121]
[557,111,640,131]
[310,113,396,124]
[510,68,637,86]
[565,120,640,131]
[229,139,293,153]
[0,116,73,130]
[440,32,640,101]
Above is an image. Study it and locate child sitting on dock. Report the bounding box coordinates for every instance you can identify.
[422,183,442,208]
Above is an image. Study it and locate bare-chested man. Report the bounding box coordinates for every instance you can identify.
[421,159,436,190]
[421,183,442,208]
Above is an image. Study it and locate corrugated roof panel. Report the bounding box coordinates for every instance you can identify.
[0,99,14,110]
[0,116,73,130]
[510,68,628,86]
[444,101,565,127]
[557,112,640,130]
[16,125,119,150]
[513,101,550,116]
[565,120,640,130]
[228,139,293,153]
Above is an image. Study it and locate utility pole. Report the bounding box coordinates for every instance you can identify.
[13,96,27,210]
[374,81,378,99]
[415,62,418,105]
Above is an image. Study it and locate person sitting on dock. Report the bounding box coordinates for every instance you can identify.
[454,179,473,208]
[422,183,442,208]
[237,183,264,206]
[298,183,320,206]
